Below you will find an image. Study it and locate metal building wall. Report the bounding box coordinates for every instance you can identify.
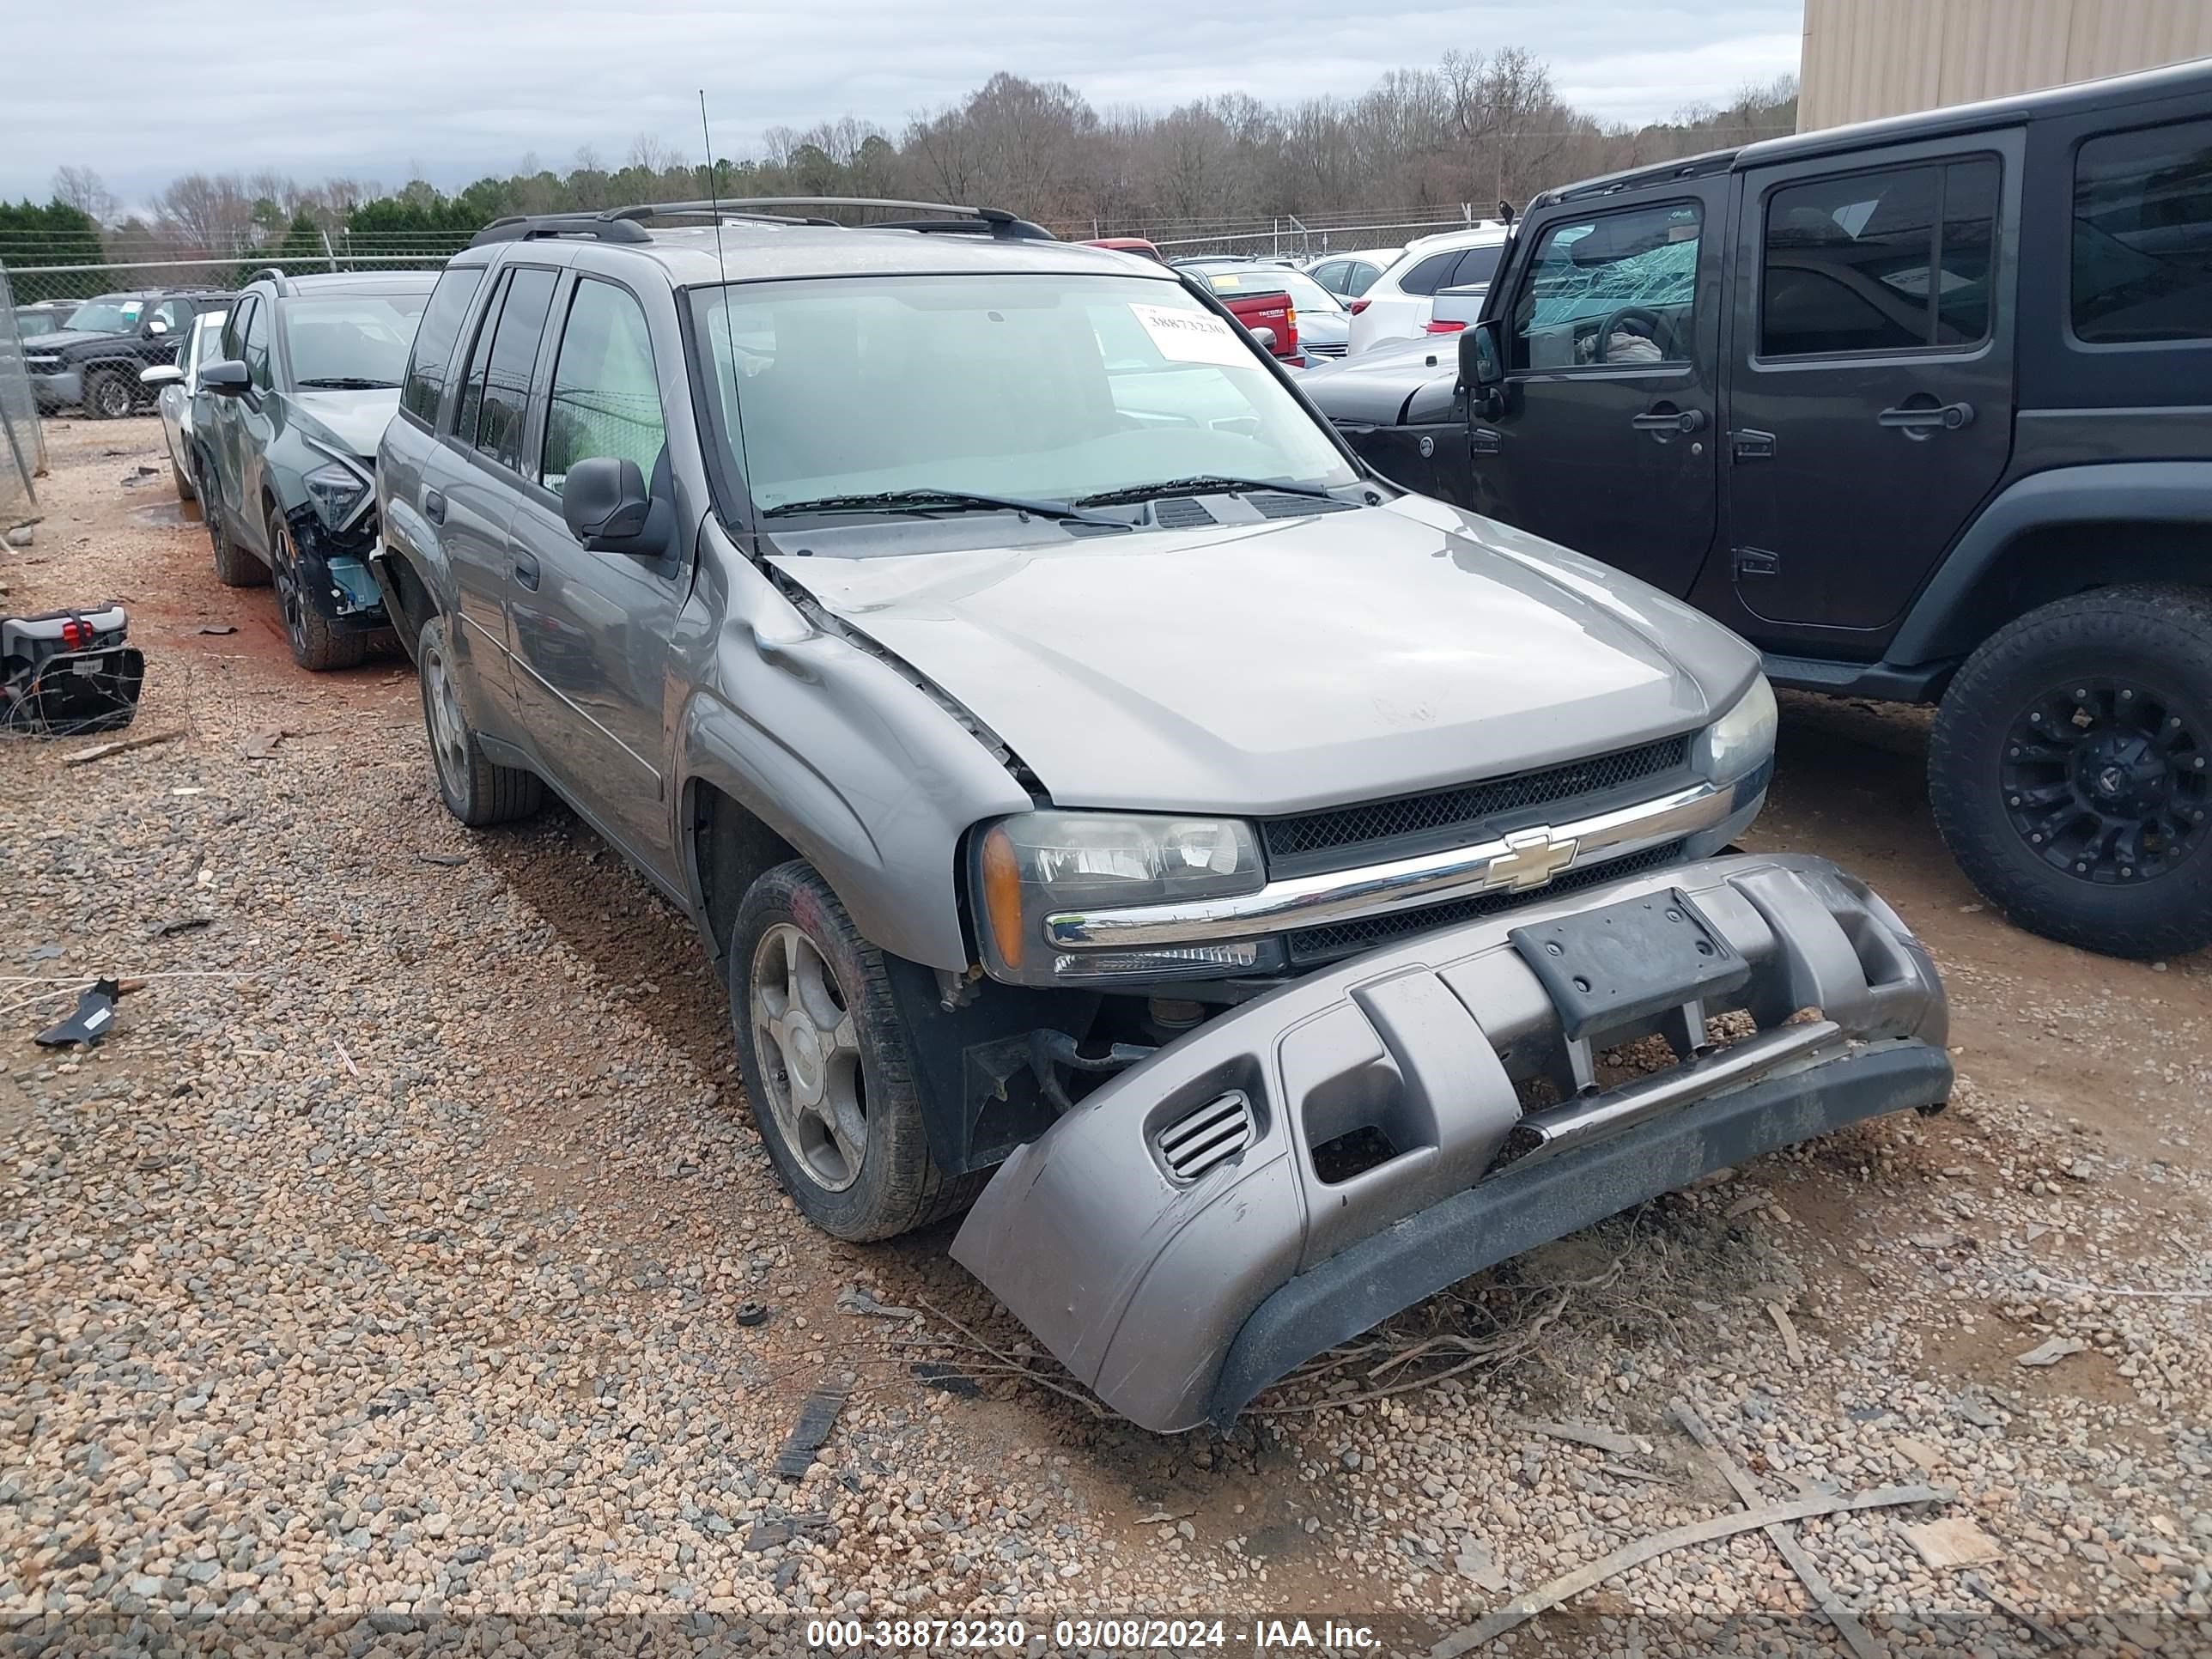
[1800,0,2212,131]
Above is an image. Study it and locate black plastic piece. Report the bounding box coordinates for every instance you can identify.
[1510,887,1749,1042]
[1209,1039,1953,1427]
[772,1382,849,1479]
[36,980,121,1048]
[734,1302,768,1327]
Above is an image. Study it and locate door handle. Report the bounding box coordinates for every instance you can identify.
[1631,408,1707,434]
[512,550,541,591]
[423,488,447,524]
[1877,400,1975,434]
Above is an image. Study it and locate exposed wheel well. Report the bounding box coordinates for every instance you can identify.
[379,554,436,662]
[1930,520,2209,662]
[689,783,798,975]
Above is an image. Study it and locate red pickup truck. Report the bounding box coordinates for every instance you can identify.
[1082,241,1302,362]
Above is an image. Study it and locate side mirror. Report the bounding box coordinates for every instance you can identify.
[562,455,669,556]
[1458,319,1504,393]
[1248,325,1277,353]
[146,317,170,337]
[139,364,183,388]
[200,360,250,397]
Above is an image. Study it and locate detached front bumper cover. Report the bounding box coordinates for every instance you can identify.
[951,853,1949,1433]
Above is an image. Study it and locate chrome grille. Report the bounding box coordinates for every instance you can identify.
[1261,734,1692,874]
[1284,842,1686,966]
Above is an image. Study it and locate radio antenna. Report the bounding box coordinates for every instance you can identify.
[698,90,728,282]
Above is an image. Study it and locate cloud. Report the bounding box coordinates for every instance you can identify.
[0,0,1802,202]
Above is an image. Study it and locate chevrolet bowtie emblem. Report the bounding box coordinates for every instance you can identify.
[1481,827,1579,891]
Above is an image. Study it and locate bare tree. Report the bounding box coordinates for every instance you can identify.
[159,173,258,256]
[52,166,116,226]
[627,133,682,176]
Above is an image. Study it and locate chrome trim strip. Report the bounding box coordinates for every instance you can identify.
[1044,779,1734,950]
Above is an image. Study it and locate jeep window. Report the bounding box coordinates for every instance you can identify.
[1510,203,1701,369]
[148,299,191,337]
[692,274,1353,520]
[2073,117,2212,344]
[283,293,429,391]
[458,266,557,471]
[399,266,485,424]
[1759,159,1998,357]
[541,277,664,495]
[240,297,272,390]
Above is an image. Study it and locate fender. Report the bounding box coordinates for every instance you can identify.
[675,590,1034,971]
[1889,461,2212,665]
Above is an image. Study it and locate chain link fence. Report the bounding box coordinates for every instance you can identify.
[0,262,46,529]
[0,228,474,307]
[1078,206,1498,259]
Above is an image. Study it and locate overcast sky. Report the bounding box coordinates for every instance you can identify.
[1,2,1802,207]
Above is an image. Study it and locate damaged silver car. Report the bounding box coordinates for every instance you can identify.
[374,198,1950,1435]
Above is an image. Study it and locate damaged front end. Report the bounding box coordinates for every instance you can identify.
[285,500,389,633]
[950,853,1949,1433]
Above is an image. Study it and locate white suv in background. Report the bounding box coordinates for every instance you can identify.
[1345,222,1510,356]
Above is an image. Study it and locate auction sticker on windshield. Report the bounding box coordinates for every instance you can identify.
[1129,302,1253,368]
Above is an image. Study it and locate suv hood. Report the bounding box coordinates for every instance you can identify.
[21,329,122,356]
[292,388,401,462]
[770,497,1758,816]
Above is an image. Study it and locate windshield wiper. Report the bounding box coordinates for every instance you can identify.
[295,376,399,390]
[762,488,1123,526]
[1073,475,1341,507]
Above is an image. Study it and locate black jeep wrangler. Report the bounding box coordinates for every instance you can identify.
[1302,58,2212,959]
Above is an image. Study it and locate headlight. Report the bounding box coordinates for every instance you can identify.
[1694,675,1778,789]
[27,356,61,369]
[302,457,370,529]
[974,811,1272,983]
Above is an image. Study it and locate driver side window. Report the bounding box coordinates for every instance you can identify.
[240,298,272,390]
[1510,202,1703,370]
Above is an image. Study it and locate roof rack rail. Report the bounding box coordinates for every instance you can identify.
[470,211,656,247]
[623,198,1058,241]
[245,266,295,296]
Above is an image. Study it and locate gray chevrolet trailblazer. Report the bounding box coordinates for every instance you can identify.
[373,198,1950,1434]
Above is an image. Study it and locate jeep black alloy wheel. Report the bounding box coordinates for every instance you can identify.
[2000,679,2206,884]
[1931,586,2212,958]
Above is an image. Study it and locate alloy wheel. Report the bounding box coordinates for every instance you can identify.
[420,636,471,801]
[2000,677,2209,885]
[270,520,311,659]
[749,923,866,1192]
[91,374,131,419]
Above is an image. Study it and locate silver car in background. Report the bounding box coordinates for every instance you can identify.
[139,307,227,502]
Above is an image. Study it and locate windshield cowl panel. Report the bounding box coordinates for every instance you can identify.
[690,272,1356,533]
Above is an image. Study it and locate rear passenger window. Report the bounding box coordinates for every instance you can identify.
[401,266,485,426]
[1448,245,1504,290]
[541,278,665,495]
[457,267,556,471]
[1395,250,1462,297]
[1760,158,1998,356]
[2074,118,2212,343]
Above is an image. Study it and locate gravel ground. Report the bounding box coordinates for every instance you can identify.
[4,420,2209,1657]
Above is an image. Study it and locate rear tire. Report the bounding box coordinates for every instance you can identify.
[417,614,542,826]
[171,455,194,502]
[1929,585,2212,958]
[731,861,983,1241]
[270,506,363,672]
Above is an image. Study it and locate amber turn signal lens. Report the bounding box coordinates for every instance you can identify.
[981,824,1024,971]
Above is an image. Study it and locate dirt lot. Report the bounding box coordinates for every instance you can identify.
[4,419,2209,1656]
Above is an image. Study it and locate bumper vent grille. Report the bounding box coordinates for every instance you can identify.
[1154,1090,1255,1182]
[1285,842,1686,967]
[1261,734,1692,873]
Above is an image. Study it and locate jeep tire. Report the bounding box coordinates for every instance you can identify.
[416,614,543,826]
[731,861,983,1241]
[1930,585,2212,958]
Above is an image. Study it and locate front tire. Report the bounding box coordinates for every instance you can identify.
[731,861,981,1241]
[84,369,132,420]
[206,471,268,587]
[1929,586,2212,957]
[270,506,363,672]
[416,614,542,826]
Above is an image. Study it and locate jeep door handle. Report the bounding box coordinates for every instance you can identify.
[512,550,541,591]
[1631,408,1707,434]
[423,488,447,524]
[1878,400,1975,433]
